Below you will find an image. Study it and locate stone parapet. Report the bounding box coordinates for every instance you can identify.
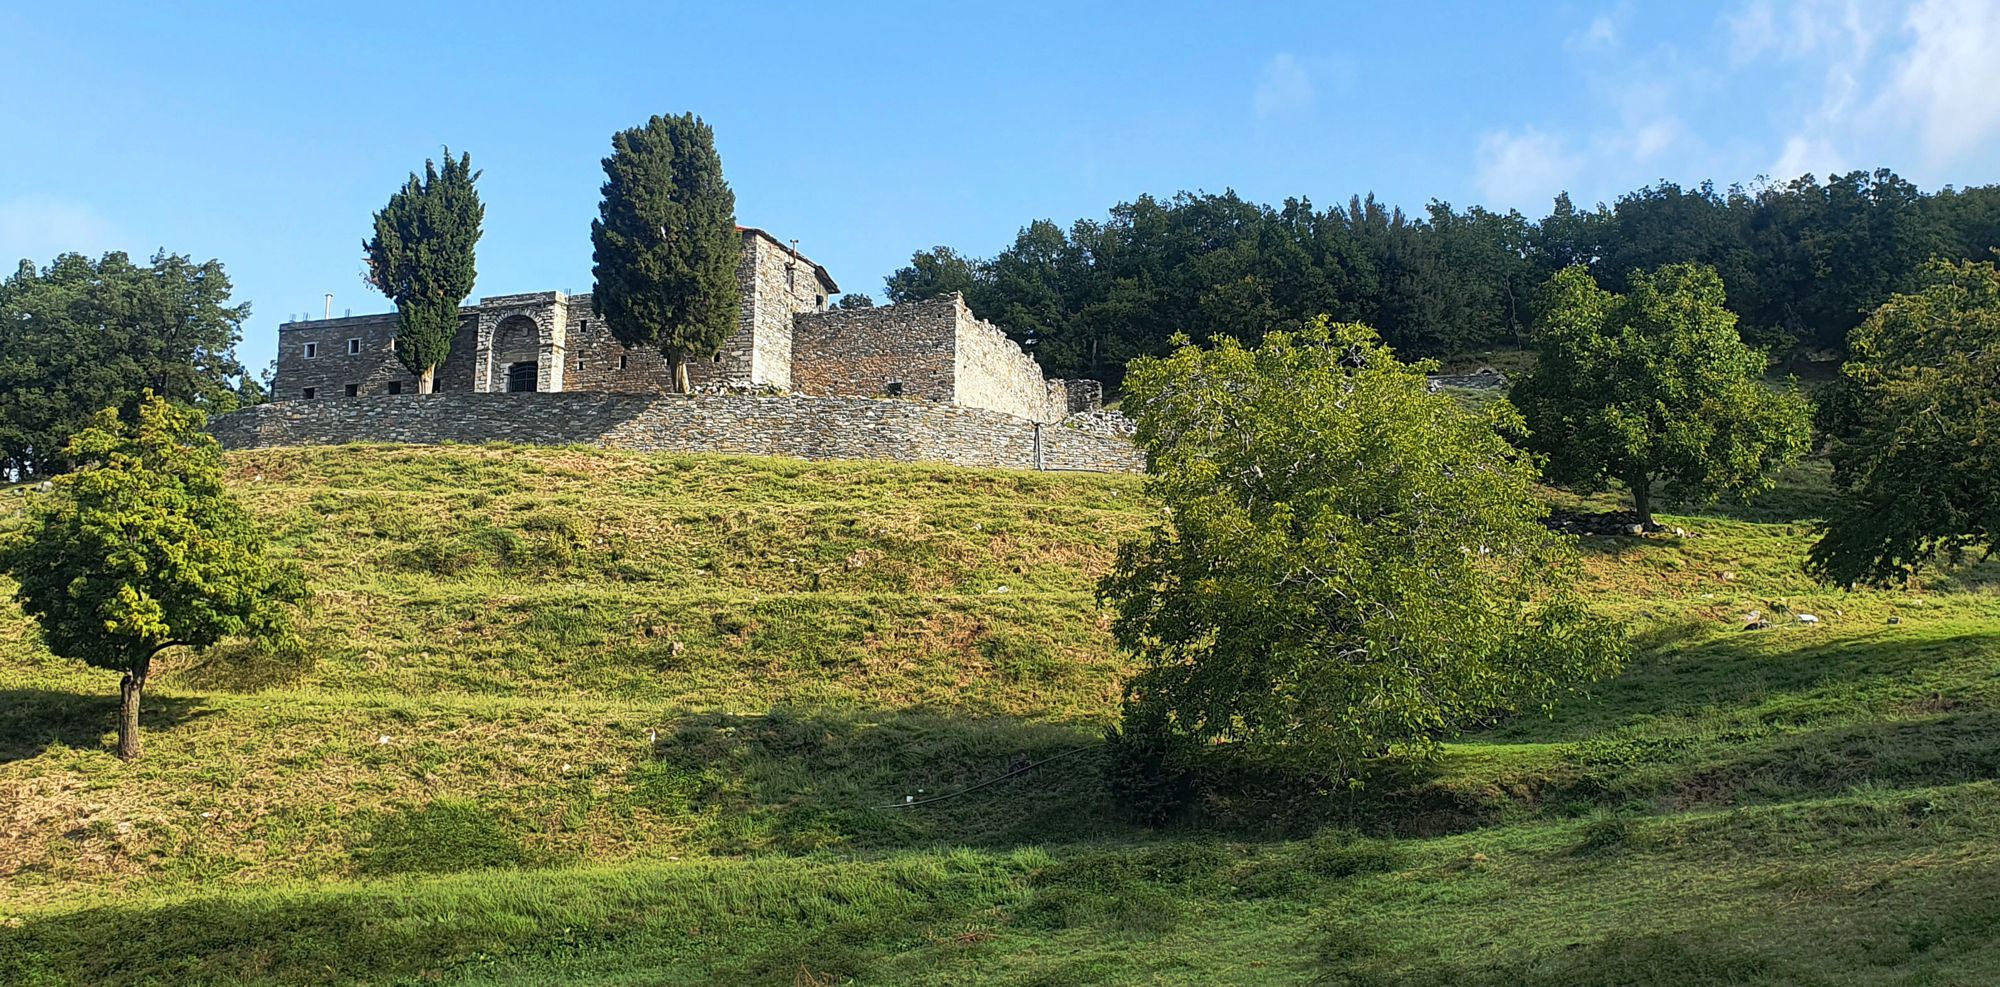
[209,392,1144,474]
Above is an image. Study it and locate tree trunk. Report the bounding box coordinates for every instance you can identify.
[418,366,436,395]
[117,667,146,761]
[670,353,690,395]
[1630,474,1653,529]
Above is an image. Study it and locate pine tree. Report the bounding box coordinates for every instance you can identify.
[363,149,484,394]
[590,114,741,394]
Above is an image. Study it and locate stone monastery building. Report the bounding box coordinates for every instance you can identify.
[274,227,1102,424]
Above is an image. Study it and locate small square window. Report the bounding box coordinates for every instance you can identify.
[713,354,722,364]
[618,354,629,370]
[303,342,318,359]
[344,383,359,397]
[885,381,905,397]
[576,358,585,370]
[347,338,361,355]
[388,381,402,395]
[302,387,317,400]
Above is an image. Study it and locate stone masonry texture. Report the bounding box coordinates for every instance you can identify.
[210,393,1145,474]
[263,224,1117,470]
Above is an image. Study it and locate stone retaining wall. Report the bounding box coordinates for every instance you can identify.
[208,392,1144,474]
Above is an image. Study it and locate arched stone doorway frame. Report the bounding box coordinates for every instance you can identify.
[473,293,568,393]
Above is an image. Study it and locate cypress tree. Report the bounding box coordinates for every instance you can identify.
[590,113,741,394]
[363,149,484,394]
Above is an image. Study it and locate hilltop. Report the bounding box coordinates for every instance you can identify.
[3,444,1999,985]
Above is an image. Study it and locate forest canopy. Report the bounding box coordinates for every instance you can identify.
[885,170,2000,386]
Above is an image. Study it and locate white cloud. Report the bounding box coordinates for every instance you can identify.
[1727,0,1883,63]
[1771,133,1847,179]
[1627,119,1681,162]
[1568,13,1620,53]
[1884,0,2000,166]
[1475,128,1583,210]
[1252,53,1314,119]
[0,195,126,266]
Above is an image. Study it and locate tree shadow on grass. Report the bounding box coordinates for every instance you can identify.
[639,707,1123,854]
[634,707,1545,845]
[0,688,216,762]
[1314,874,2000,987]
[1481,625,2000,745]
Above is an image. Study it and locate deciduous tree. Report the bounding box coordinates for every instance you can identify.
[0,395,301,759]
[1512,263,1812,525]
[0,252,253,478]
[1100,318,1622,792]
[590,114,740,394]
[1809,259,2000,585]
[363,149,484,394]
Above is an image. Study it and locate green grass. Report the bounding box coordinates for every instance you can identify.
[3,441,1999,985]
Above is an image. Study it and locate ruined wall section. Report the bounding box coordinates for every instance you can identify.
[950,296,1064,422]
[790,295,957,401]
[209,392,1144,474]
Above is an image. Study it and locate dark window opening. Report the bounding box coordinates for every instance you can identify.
[344,383,359,397]
[885,381,904,397]
[506,361,538,393]
[302,387,317,400]
[713,353,722,363]
[303,342,318,359]
[347,338,361,355]
[388,381,402,395]
[618,354,629,370]
[576,358,585,370]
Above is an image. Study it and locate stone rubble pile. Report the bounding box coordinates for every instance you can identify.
[1060,410,1138,437]
[1425,367,1509,392]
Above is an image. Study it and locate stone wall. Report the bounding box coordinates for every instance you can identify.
[272,312,424,400]
[1054,379,1104,415]
[272,229,835,400]
[209,392,1144,474]
[791,295,959,402]
[950,296,1063,422]
[558,294,677,394]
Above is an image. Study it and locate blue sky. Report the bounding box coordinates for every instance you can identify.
[4,1,1998,373]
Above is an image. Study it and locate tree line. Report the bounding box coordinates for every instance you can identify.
[0,252,264,479]
[880,170,2000,385]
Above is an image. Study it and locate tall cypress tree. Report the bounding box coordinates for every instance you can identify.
[590,113,741,394]
[363,149,484,394]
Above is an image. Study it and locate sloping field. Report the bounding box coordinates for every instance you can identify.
[3,444,1997,985]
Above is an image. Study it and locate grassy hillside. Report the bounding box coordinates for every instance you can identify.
[3,443,1999,985]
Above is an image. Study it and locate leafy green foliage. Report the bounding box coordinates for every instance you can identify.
[0,395,299,757]
[1810,259,2000,585]
[884,245,980,304]
[0,252,256,478]
[888,171,2000,386]
[1101,319,1624,785]
[589,113,740,393]
[362,149,484,392]
[1513,263,1813,523]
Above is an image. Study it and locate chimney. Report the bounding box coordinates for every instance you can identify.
[324,293,334,320]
